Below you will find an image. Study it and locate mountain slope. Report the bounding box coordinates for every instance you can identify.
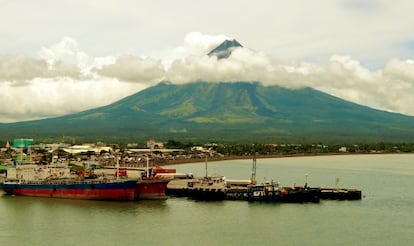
[207,39,243,59]
[1,81,414,143]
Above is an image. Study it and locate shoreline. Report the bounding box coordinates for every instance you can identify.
[157,152,405,166]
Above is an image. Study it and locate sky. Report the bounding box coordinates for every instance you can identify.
[1,0,414,122]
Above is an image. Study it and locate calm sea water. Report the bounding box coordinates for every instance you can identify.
[1,154,413,246]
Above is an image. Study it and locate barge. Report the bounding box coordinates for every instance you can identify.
[320,188,362,200]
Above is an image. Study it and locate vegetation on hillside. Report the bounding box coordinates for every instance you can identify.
[1,82,414,143]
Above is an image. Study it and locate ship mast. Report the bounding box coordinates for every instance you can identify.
[204,153,208,178]
[146,156,150,178]
[147,146,153,178]
[115,153,120,179]
[251,152,257,183]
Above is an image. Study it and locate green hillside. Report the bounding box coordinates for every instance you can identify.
[1,81,414,143]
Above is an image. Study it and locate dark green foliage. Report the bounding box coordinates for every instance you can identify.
[1,81,414,143]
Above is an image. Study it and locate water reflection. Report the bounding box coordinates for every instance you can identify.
[0,192,168,216]
[1,155,414,246]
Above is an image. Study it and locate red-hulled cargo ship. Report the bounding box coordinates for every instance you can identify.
[135,166,178,199]
[2,162,173,201]
[2,165,160,201]
[136,179,169,200]
[2,164,139,201]
[2,178,138,201]
[115,167,170,200]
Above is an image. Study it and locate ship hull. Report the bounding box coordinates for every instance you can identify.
[135,179,169,200]
[2,179,138,201]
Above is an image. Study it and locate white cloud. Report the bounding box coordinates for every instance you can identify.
[1,0,414,69]
[0,0,412,124]
[0,55,81,83]
[95,55,165,84]
[166,47,286,85]
[1,33,414,123]
[301,56,414,115]
[38,37,95,76]
[159,32,232,69]
[164,35,414,116]
[0,38,149,123]
[38,37,83,66]
[0,77,146,122]
[183,32,232,56]
[383,59,414,83]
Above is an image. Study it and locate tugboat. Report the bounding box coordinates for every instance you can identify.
[246,159,321,203]
[246,181,321,203]
[246,180,282,202]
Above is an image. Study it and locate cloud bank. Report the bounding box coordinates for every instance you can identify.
[1,33,414,123]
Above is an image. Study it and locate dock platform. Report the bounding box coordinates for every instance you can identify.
[166,178,362,202]
[320,188,362,200]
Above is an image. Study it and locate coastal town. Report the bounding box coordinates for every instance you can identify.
[0,138,364,202]
[0,139,218,169]
[1,139,414,169]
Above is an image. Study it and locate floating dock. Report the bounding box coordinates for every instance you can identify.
[320,188,362,200]
[164,156,362,202]
[166,178,362,202]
